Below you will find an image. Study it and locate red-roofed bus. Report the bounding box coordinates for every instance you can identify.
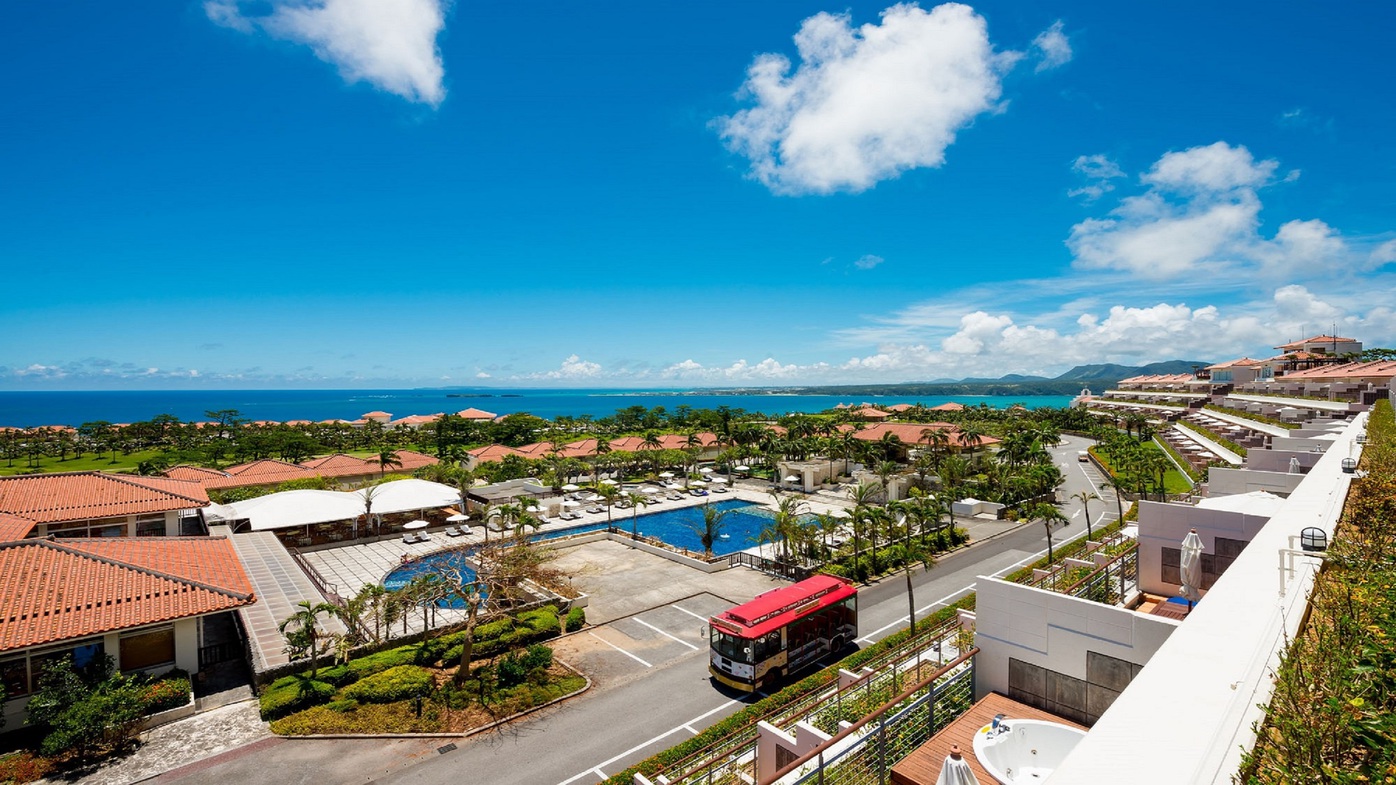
[709,574,857,692]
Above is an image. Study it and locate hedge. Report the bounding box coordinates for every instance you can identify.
[1203,404,1299,430]
[142,673,192,715]
[601,595,978,785]
[564,606,586,632]
[259,678,337,720]
[341,665,434,704]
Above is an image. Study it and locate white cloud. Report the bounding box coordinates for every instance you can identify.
[717,2,1021,195]
[854,254,885,270]
[475,371,492,379]
[206,0,448,106]
[1031,20,1072,72]
[1067,153,1123,200]
[522,354,604,381]
[1141,141,1277,194]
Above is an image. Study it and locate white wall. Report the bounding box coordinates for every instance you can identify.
[1207,468,1304,497]
[973,577,1178,704]
[1243,450,1321,473]
[1135,501,1272,596]
[174,618,200,674]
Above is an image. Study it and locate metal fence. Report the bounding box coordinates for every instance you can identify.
[728,551,813,581]
[783,653,977,785]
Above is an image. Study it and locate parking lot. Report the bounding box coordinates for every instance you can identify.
[553,593,732,688]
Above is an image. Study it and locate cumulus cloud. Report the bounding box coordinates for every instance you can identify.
[521,355,604,381]
[1065,142,1357,280]
[854,254,885,270]
[1031,20,1072,72]
[206,0,448,106]
[716,3,1021,195]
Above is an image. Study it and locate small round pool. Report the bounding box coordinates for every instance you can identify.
[383,549,478,608]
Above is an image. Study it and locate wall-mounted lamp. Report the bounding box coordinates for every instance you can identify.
[1299,527,1328,552]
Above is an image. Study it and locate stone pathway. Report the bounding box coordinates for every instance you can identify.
[38,701,268,785]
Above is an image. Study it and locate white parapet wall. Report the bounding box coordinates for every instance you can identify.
[1135,499,1277,597]
[973,577,1179,726]
[1048,413,1367,784]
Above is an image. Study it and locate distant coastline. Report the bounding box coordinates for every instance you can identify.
[0,388,1078,428]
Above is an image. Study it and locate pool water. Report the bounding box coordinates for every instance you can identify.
[383,549,479,608]
[382,501,779,602]
[611,499,772,556]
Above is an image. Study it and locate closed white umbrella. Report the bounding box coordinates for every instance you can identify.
[936,744,977,785]
[1179,528,1205,610]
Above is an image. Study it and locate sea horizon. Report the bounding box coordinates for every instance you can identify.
[0,388,1077,428]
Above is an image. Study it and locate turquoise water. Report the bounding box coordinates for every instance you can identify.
[0,388,1076,427]
[383,550,479,608]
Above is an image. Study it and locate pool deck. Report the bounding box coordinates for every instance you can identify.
[890,692,1087,785]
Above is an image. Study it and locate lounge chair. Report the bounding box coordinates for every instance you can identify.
[402,533,415,544]
[691,489,709,497]
[713,486,729,494]
[585,506,603,514]
[667,492,683,501]
[562,512,583,521]
[444,525,464,537]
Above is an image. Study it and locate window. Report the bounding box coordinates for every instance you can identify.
[120,627,176,671]
[29,641,105,692]
[136,514,166,537]
[0,658,27,699]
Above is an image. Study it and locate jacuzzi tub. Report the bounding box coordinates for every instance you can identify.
[971,719,1086,783]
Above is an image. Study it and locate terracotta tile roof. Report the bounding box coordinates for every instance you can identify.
[299,453,371,472]
[0,513,35,541]
[1205,357,1264,370]
[456,408,497,420]
[1278,360,1396,381]
[929,402,967,411]
[361,411,392,418]
[225,459,314,479]
[0,472,209,525]
[840,422,1000,449]
[0,537,254,653]
[1118,373,1195,384]
[1275,334,1357,350]
[886,403,916,413]
[162,465,231,482]
[468,444,529,463]
[851,407,892,419]
[389,414,443,427]
[387,450,438,471]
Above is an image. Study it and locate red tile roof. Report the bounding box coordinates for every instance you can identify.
[162,465,231,482]
[0,513,35,541]
[1205,357,1264,370]
[886,404,916,413]
[0,472,209,526]
[456,408,497,420]
[840,422,1000,449]
[929,402,967,411]
[0,537,254,653]
[1275,334,1357,350]
[1277,360,1396,381]
[850,407,892,419]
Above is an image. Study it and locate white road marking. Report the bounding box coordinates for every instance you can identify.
[556,700,739,785]
[587,631,652,668]
[670,603,709,621]
[634,617,700,650]
[683,724,699,734]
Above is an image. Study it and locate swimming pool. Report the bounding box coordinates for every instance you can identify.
[609,499,773,556]
[383,549,479,607]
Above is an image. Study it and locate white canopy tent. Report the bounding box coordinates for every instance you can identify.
[210,479,461,532]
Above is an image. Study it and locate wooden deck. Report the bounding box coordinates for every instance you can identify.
[890,692,1087,785]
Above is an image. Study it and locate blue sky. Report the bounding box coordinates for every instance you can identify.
[3,1,1394,389]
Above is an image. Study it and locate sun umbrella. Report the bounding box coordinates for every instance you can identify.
[935,744,977,785]
[659,472,674,478]
[600,479,618,486]
[562,500,580,508]
[690,480,707,487]
[735,465,750,471]
[700,467,713,474]
[446,513,468,522]
[562,483,580,491]
[404,520,429,530]
[640,486,659,494]
[784,475,800,483]
[710,476,728,484]
[1179,528,1205,610]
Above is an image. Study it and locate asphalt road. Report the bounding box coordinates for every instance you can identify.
[162,435,1111,785]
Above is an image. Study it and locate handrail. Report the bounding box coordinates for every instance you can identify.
[763,647,980,785]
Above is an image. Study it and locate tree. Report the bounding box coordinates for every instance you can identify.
[1029,502,1070,565]
[847,481,883,582]
[1072,490,1102,541]
[626,491,650,540]
[1101,477,1127,525]
[26,655,149,758]
[902,539,935,634]
[376,449,402,478]
[690,502,731,560]
[594,483,621,530]
[278,600,341,677]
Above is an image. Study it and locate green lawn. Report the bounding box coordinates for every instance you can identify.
[1138,440,1195,494]
[0,449,166,476]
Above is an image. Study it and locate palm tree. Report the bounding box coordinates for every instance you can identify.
[594,483,621,530]
[278,600,340,677]
[690,502,731,560]
[920,427,951,468]
[376,448,402,478]
[959,423,985,460]
[1101,477,1127,525]
[771,494,808,563]
[1030,502,1070,565]
[847,481,883,582]
[1072,490,1102,542]
[626,492,650,540]
[875,460,901,502]
[813,512,843,561]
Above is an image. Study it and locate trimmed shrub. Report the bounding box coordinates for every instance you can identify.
[141,674,192,715]
[564,606,586,632]
[341,665,434,704]
[522,644,554,671]
[520,608,561,637]
[259,679,336,720]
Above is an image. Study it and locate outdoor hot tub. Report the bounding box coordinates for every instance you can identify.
[971,718,1086,783]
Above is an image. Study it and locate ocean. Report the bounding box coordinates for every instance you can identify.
[0,389,1077,428]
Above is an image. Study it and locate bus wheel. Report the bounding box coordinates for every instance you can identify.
[830,635,845,654]
[766,668,784,689]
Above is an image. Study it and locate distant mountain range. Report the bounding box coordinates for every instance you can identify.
[783,360,1212,398]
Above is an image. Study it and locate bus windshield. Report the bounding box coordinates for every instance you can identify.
[711,628,753,663]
